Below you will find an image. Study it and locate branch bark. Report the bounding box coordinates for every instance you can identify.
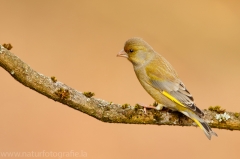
[0,45,239,131]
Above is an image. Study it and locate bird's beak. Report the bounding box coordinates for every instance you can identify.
[117,49,128,58]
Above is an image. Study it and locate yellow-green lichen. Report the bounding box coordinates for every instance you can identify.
[234,112,240,118]
[51,76,57,83]
[2,43,13,50]
[153,112,163,121]
[153,101,158,107]
[83,92,95,98]
[104,105,111,111]
[208,105,225,113]
[134,104,142,110]
[122,103,130,109]
[55,88,70,100]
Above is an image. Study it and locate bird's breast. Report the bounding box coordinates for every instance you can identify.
[134,66,177,110]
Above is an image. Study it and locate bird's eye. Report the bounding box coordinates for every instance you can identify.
[129,49,134,53]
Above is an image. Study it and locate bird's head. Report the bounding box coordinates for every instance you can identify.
[117,37,155,66]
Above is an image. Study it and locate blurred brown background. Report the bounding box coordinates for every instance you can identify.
[1,0,240,159]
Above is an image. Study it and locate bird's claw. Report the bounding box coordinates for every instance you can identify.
[137,103,164,114]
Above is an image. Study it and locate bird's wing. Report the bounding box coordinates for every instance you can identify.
[145,64,204,117]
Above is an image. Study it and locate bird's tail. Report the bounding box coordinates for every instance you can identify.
[191,116,218,140]
[180,110,217,140]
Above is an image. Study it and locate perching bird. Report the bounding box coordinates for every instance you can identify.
[117,37,217,140]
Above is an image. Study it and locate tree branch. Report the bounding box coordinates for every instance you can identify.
[0,44,239,131]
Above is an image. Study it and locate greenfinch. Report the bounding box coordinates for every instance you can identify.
[117,37,217,140]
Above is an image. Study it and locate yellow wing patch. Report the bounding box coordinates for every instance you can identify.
[162,91,185,107]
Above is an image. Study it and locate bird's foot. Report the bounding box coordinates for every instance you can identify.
[137,103,164,114]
